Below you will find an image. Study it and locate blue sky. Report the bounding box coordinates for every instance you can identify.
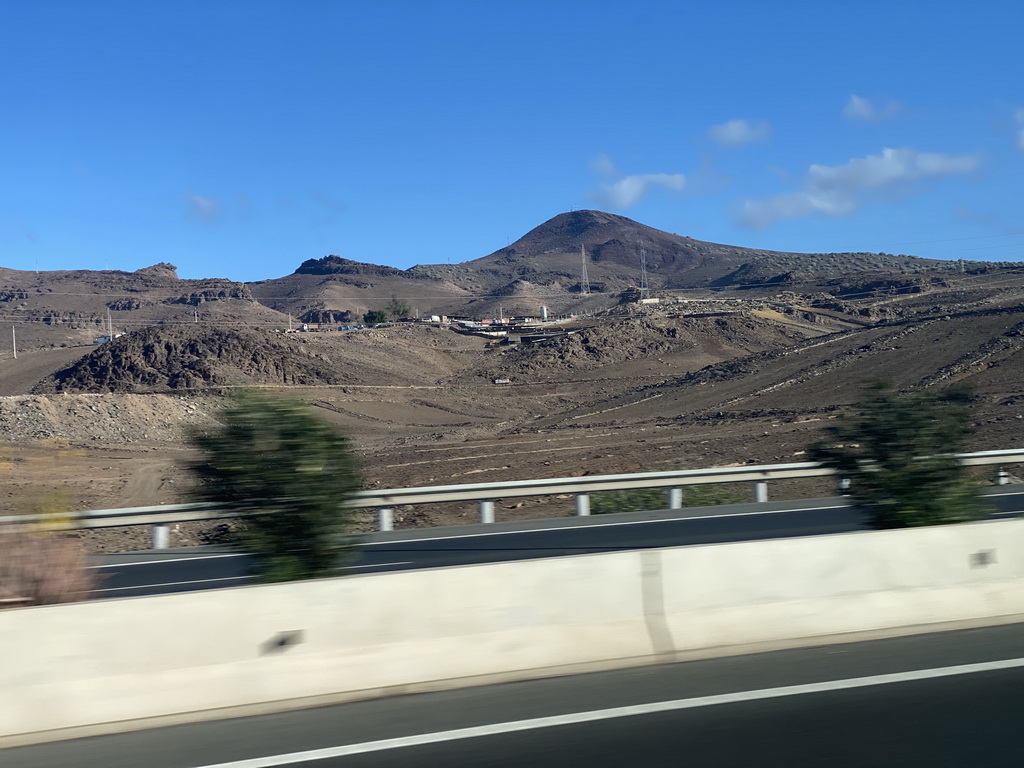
[2,0,1022,281]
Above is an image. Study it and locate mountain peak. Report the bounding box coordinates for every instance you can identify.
[133,262,179,278]
[492,210,673,258]
[293,255,406,277]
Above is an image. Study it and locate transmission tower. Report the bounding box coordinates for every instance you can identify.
[638,246,650,300]
[580,244,591,295]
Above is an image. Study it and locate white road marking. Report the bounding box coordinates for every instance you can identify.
[344,561,412,569]
[92,563,410,593]
[92,576,252,593]
[361,504,852,545]
[90,553,248,569]
[188,656,1024,767]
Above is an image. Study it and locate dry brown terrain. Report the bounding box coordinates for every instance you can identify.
[0,210,1021,551]
[0,286,1021,551]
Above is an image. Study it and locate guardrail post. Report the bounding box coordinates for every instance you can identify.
[668,488,683,509]
[995,467,1009,486]
[575,493,590,516]
[838,477,852,496]
[379,508,394,531]
[479,501,495,524]
[753,480,768,503]
[152,524,170,550]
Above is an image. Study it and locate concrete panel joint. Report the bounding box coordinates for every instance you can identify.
[639,550,674,657]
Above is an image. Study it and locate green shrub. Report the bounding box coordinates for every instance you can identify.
[185,391,362,582]
[591,484,745,514]
[388,295,411,319]
[809,381,988,528]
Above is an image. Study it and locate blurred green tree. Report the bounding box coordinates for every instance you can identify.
[185,392,361,581]
[388,295,411,320]
[591,484,745,514]
[363,309,387,325]
[808,381,988,528]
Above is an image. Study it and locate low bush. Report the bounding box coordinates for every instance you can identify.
[809,381,989,528]
[591,484,746,514]
[0,528,96,608]
[185,391,362,582]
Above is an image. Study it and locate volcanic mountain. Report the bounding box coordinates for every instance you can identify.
[409,210,957,296]
[0,209,1006,354]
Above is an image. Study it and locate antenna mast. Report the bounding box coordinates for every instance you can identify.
[580,244,591,295]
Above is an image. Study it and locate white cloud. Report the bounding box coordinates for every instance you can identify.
[843,94,899,122]
[708,118,770,147]
[1014,108,1024,152]
[739,147,980,229]
[184,193,222,224]
[589,152,618,176]
[957,206,1024,235]
[592,173,686,209]
[311,191,347,227]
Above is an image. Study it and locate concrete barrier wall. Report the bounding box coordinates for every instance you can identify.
[659,520,1024,652]
[2,519,1023,744]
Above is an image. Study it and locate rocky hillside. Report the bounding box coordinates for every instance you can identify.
[471,313,814,383]
[412,210,963,295]
[0,393,214,444]
[32,324,487,394]
[542,303,1024,434]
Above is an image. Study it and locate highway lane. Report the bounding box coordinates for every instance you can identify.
[90,487,1024,598]
[88,497,863,596]
[89,550,253,598]
[4,622,1023,767]
[317,666,1024,768]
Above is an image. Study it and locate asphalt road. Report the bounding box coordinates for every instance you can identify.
[90,488,1024,598]
[4,622,1023,767]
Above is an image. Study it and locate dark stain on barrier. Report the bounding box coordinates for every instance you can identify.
[969,550,996,568]
[261,630,306,655]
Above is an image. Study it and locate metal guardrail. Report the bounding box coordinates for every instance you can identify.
[2,449,1021,547]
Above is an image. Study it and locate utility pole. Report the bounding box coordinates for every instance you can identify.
[107,308,114,339]
[11,326,16,359]
[194,309,199,323]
